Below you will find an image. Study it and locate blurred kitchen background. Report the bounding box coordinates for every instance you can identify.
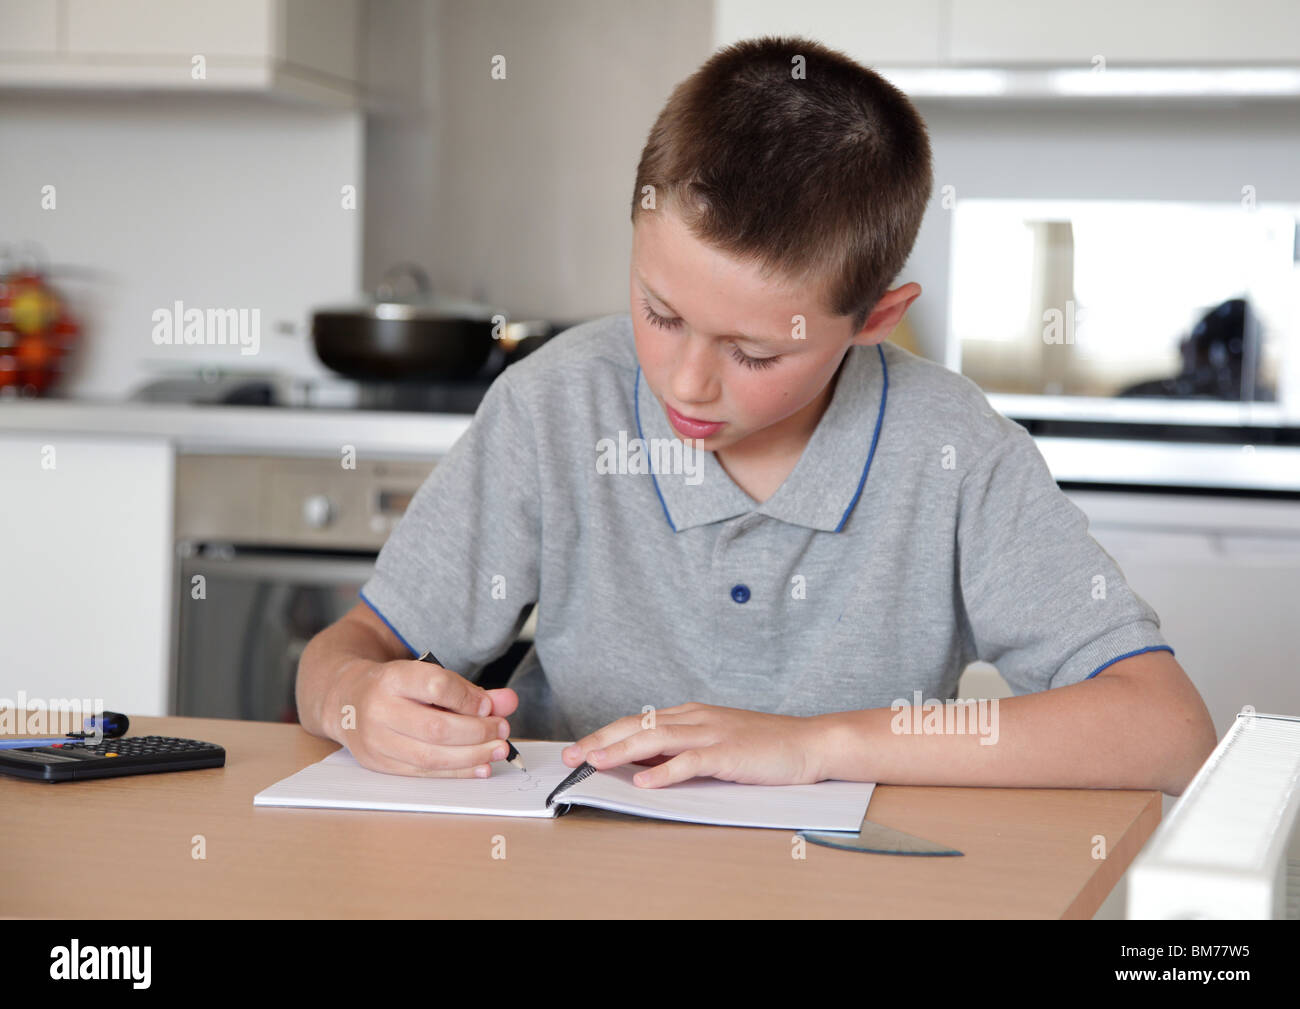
[2,1,1299,912]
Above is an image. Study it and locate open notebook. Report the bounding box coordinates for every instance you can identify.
[254,740,874,831]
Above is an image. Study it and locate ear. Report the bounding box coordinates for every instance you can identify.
[850,283,922,347]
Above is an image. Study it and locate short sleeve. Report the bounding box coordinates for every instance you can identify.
[359,371,541,679]
[956,423,1171,693]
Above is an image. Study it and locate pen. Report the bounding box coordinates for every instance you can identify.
[0,738,83,750]
[0,711,131,749]
[416,650,526,772]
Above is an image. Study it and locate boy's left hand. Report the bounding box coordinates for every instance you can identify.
[560,702,832,787]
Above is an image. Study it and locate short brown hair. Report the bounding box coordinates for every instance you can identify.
[631,35,933,333]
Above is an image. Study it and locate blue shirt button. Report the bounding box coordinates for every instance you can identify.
[730,584,750,604]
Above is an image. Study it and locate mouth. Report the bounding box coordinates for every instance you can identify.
[663,401,725,438]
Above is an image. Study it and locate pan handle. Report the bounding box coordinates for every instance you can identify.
[375,262,433,303]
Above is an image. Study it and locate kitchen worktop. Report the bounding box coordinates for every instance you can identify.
[2,397,1298,489]
[0,398,469,458]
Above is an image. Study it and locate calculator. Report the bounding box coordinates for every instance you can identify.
[0,734,226,782]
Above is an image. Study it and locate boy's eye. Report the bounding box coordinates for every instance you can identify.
[639,298,780,371]
[640,299,682,331]
[729,345,779,371]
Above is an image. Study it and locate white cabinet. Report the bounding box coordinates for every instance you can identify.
[0,434,174,717]
[714,1,1300,68]
[949,0,1300,65]
[0,0,58,54]
[0,0,361,107]
[1066,490,1300,737]
[713,0,945,65]
[64,0,275,59]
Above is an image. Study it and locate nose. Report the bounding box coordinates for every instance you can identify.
[669,333,719,406]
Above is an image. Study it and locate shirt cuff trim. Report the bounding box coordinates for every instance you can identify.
[1049,618,1171,688]
[1085,644,1175,680]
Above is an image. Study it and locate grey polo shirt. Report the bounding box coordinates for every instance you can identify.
[360,312,1172,741]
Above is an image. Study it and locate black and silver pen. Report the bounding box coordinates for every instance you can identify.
[416,649,527,772]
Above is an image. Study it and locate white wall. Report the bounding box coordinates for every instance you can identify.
[0,93,362,399]
[359,0,439,295]
[362,0,714,318]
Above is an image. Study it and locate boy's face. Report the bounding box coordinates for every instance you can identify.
[629,206,918,455]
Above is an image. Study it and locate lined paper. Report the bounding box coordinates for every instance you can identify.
[560,761,875,831]
[253,740,874,830]
[253,741,573,817]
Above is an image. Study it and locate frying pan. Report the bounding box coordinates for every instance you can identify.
[312,263,553,381]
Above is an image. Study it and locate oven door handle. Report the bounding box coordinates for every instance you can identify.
[178,550,377,585]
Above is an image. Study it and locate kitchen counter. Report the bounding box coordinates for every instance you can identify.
[1035,436,1300,494]
[0,398,469,458]
[2,398,1298,489]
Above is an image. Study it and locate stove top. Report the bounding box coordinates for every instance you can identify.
[127,318,595,414]
[129,372,496,414]
[335,378,495,413]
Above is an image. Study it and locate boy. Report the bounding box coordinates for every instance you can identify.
[296,36,1216,795]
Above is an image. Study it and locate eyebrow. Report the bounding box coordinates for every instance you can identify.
[636,273,784,349]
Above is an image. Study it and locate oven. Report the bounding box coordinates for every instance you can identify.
[170,452,534,722]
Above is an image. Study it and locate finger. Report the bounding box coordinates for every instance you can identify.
[562,710,698,765]
[644,702,704,718]
[587,724,699,770]
[356,751,493,779]
[385,696,510,748]
[366,727,511,776]
[482,687,519,718]
[413,686,519,720]
[386,658,493,716]
[561,714,646,764]
[629,747,713,788]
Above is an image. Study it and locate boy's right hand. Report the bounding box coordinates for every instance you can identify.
[327,656,518,777]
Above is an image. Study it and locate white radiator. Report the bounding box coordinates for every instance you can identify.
[1128,710,1300,919]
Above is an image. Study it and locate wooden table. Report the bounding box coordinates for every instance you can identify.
[0,715,1160,918]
